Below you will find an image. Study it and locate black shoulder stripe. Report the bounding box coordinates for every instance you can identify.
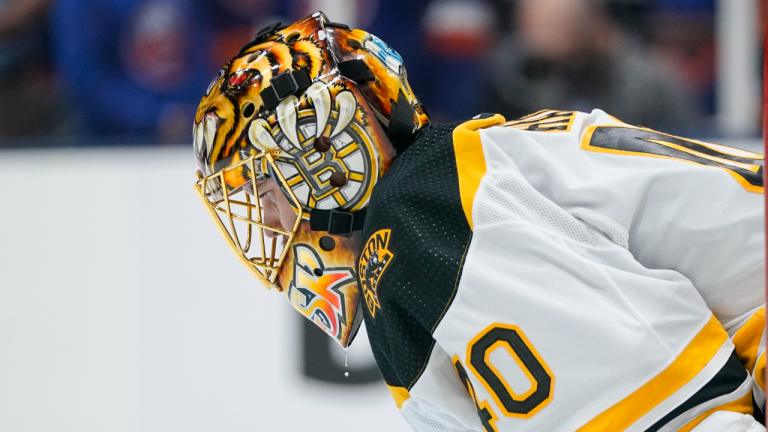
[645,350,750,432]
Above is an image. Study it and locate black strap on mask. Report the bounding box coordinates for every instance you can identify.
[309,208,367,237]
[324,21,352,31]
[338,59,375,84]
[239,22,288,54]
[259,68,312,111]
[306,45,423,235]
[387,91,417,155]
[337,58,420,155]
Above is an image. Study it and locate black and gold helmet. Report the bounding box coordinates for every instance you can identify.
[193,12,428,347]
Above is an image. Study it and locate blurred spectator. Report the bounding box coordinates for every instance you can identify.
[0,0,49,38]
[364,0,494,121]
[654,0,714,9]
[482,0,703,132]
[420,0,494,120]
[50,0,296,143]
[648,0,716,119]
[0,0,67,138]
[0,0,739,143]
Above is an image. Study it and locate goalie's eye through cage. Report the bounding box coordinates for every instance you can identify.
[194,149,302,290]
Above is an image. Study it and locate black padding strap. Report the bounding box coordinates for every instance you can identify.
[273,69,299,98]
[260,89,280,111]
[310,208,367,237]
[325,21,351,31]
[338,59,374,83]
[259,68,312,111]
[387,91,416,154]
[292,68,312,92]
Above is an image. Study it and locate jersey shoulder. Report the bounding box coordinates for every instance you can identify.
[493,109,763,194]
[361,116,517,323]
[356,111,615,389]
[358,119,484,388]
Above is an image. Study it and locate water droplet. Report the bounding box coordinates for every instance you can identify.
[345,372,349,377]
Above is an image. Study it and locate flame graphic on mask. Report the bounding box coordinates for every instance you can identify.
[289,244,355,339]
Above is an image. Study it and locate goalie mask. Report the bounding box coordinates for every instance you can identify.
[193,13,429,348]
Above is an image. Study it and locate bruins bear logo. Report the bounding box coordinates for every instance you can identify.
[357,229,393,317]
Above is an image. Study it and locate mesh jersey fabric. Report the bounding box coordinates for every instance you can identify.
[360,121,472,389]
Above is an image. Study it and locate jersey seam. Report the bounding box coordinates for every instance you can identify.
[406,338,436,391]
[569,208,630,249]
[592,263,675,354]
[394,233,471,391]
[431,232,473,334]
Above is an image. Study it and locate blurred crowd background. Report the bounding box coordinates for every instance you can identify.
[0,0,764,147]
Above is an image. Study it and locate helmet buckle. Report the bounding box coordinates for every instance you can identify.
[327,209,355,238]
[259,68,313,111]
[272,70,300,99]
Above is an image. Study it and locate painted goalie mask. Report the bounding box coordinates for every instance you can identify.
[193,13,429,348]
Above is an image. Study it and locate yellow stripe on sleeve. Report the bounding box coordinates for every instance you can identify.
[452,115,506,230]
[386,384,411,409]
[576,315,729,432]
[732,308,765,373]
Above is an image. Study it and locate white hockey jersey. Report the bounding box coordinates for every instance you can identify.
[357,110,766,432]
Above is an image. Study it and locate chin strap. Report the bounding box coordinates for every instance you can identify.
[309,208,368,237]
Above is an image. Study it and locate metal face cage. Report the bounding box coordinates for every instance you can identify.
[194,149,302,290]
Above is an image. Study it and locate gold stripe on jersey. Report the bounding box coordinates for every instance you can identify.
[387,384,411,409]
[576,315,729,432]
[677,389,754,432]
[733,308,765,373]
[504,110,576,133]
[453,115,506,229]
